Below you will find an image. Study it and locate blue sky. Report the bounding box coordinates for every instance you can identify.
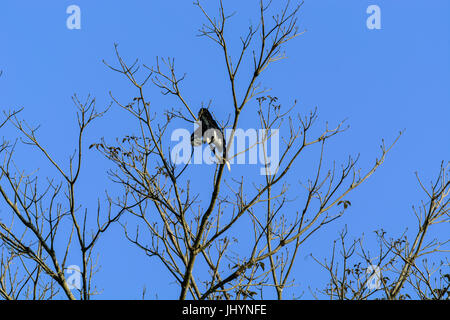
[0,1,449,299]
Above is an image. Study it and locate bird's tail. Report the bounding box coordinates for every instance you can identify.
[212,151,231,171]
[215,153,231,171]
[225,159,231,171]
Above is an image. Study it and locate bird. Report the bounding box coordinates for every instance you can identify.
[191,108,230,171]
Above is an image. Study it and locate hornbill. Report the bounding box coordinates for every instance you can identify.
[191,108,230,171]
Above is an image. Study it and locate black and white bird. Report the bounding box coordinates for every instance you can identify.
[191,108,230,171]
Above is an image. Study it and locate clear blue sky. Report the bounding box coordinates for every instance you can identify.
[0,1,449,299]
